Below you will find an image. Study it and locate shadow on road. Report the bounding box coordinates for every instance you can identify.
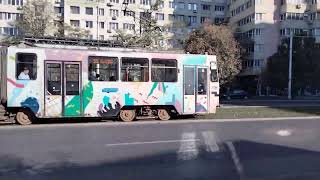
[1,140,320,180]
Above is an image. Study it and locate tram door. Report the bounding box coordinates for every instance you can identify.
[183,66,209,114]
[45,61,82,117]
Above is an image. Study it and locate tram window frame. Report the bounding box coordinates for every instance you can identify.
[46,63,62,95]
[151,58,177,82]
[88,56,119,81]
[121,57,149,82]
[16,53,37,80]
[210,69,218,82]
[65,64,80,96]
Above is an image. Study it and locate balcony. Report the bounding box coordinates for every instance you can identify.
[281,4,308,13]
[281,3,307,13]
[215,11,225,16]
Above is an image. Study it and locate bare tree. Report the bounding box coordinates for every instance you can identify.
[184,24,241,86]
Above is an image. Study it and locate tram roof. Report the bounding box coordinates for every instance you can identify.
[6,36,192,55]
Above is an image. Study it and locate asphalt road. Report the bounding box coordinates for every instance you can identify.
[220,99,320,108]
[1,118,320,180]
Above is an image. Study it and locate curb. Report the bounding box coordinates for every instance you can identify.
[1,116,320,129]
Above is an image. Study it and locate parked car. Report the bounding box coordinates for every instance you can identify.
[221,89,249,100]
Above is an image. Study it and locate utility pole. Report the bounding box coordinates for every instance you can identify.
[288,30,293,100]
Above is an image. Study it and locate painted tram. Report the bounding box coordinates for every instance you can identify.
[0,38,219,125]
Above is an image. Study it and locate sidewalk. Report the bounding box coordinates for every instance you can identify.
[249,96,320,100]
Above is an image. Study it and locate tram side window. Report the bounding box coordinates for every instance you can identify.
[121,57,149,82]
[16,53,37,80]
[88,56,118,81]
[151,59,177,82]
[211,69,218,82]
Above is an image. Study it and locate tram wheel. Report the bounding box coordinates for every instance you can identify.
[16,110,33,125]
[158,109,170,121]
[119,110,136,122]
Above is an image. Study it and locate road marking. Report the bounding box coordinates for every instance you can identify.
[202,131,220,152]
[226,141,245,179]
[177,132,199,161]
[104,139,200,147]
[277,129,292,136]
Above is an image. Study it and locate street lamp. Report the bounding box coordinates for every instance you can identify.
[288,30,293,100]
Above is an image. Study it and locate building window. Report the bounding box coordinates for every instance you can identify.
[155,13,164,20]
[16,53,37,80]
[99,8,104,16]
[214,17,224,24]
[151,59,177,82]
[202,4,211,10]
[176,15,184,22]
[110,9,119,17]
[0,27,15,35]
[188,16,197,25]
[124,10,135,17]
[177,2,184,9]
[70,6,80,14]
[99,35,104,40]
[158,1,164,8]
[255,13,263,21]
[86,21,93,28]
[255,0,262,4]
[70,20,80,27]
[188,3,197,11]
[110,0,119,3]
[0,0,23,5]
[85,7,93,15]
[201,17,206,23]
[215,5,225,11]
[140,0,150,5]
[169,1,174,8]
[109,22,118,30]
[123,23,135,31]
[121,57,149,82]
[254,59,263,67]
[54,7,63,14]
[0,12,21,20]
[89,56,118,81]
[254,44,264,52]
[255,28,261,35]
[99,22,105,29]
[124,0,135,4]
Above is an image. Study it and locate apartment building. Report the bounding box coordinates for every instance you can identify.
[227,0,280,79]
[228,0,320,90]
[0,0,227,46]
[279,0,320,42]
[0,0,23,39]
[59,0,227,46]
